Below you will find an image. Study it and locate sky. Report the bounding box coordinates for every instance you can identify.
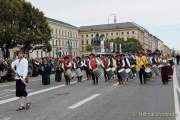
[27,0,180,50]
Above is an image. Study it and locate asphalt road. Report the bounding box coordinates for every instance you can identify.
[0,66,179,120]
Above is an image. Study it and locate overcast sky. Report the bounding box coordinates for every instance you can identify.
[28,0,180,50]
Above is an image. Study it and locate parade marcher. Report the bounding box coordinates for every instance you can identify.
[160,55,170,85]
[136,51,148,84]
[76,57,83,83]
[116,54,128,85]
[89,53,99,85]
[103,54,110,81]
[63,56,72,85]
[176,54,180,65]
[55,59,63,82]
[11,50,31,111]
[41,58,51,85]
[81,56,91,80]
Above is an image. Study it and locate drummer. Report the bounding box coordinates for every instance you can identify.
[89,53,99,85]
[102,54,110,82]
[63,56,72,85]
[136,51,148,85]
[160,55,170,85]
[76,57,83,83]
[116,54,129,85]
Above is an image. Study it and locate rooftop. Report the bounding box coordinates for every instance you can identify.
[79,22,144,32]
[46,17,78,29]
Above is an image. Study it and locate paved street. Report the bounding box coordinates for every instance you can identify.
[0,66,179,120]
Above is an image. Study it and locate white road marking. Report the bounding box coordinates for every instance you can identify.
[68,94,101,109]
[173,67,180,120]
[0,79,86,105]
[0,94,14,99]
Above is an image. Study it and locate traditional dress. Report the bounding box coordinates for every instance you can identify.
[11,57,30,110]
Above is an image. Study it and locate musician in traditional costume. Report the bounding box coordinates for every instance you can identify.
[160,55,170,85]
[63,56,72,85]
[55,59,63,82]
[136,51,148,84]
[89,54,99,85]
[81,56,91,80]
[41,58,51,85]
[76,57,83,83]
[11,50,31,111]
[116,54,129,85]
[102,54,110,81]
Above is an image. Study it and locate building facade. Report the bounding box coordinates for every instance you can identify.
[78,22,167,54]
[30,18,80,58]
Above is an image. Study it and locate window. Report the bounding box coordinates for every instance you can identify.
[127,32,129,34]
[111,33,113,36]
[116,32,119,35]
[132,31,135,34]
[36,51,39,58]
[122,32,124,35]
[41,51,43,58]
[59,30,61,35]
[91,34,93,37]
[106,33,108,36]
[82,35,84,38]
[59,40,61,46]
[52,40,54,46]
[62,30,64,36]
[55,29,57,35]
[82,40,84,45]
[86,35,88,37]
[56,40,57,45]
[86,40,89,44]
[62,41,64,46]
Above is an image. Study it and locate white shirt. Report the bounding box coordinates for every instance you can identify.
[11,58,28,80]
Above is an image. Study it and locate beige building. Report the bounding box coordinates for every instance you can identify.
[30,18,80,58]
[79,22,160,54]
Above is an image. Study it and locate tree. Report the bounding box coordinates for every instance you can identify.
[105,37,143,53]
[0,0,51,58]
[86,44,93,52]
[0,0,23,58]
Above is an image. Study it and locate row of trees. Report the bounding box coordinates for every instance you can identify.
[85,36,143,53]
[0,0,52,58]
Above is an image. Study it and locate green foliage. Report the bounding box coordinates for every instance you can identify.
[86,44,93,52]
[0,0,51,57]
[105,37,143,53]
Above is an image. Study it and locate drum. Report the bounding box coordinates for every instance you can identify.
[152,65,160,76]
[158,64,164,68]
[118,68,128,80]
[106,68,114,80]
[125,68,131,73]
[76,68,83,77]
[65,69,73,79]
[145,67,152,79]
[111,67,116,72]
[95,67,104,81]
